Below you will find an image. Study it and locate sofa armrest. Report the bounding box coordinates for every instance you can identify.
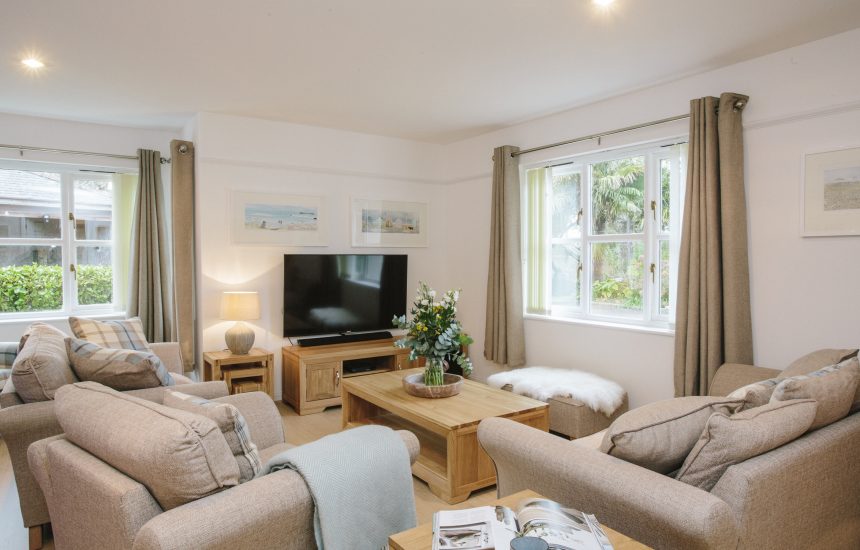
[708,363,782,396]
[133,468,317,550]
[214,392,286,450]
[149,342,183,375]
[477,418,738,550]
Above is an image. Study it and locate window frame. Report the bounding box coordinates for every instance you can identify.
[0,162,128,320]
[521,137,686,331]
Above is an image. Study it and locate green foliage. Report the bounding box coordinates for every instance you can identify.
[591,158,645,234]
[393,282,473,382]
[0,263,112,312]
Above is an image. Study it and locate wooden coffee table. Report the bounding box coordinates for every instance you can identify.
[342,369,549,504]
[389,490,651,550]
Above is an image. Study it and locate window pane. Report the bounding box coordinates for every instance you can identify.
[74,177,113,240]
[0,169,62,239]
[0,245,63,312]
[552,171,581,239]
[659,239,671,316]
[591,241,644,318]
[77,246,112,305]
[551,243,580,309]
[591,157,645,235]
[660,159,671,232]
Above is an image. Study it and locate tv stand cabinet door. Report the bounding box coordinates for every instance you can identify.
[306,361,341,402]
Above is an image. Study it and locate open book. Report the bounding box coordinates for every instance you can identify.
[432,497,614,550]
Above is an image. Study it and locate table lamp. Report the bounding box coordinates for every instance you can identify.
[220,291,260,355]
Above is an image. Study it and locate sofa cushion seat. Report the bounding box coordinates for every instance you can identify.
[11,323,77,403]
[54,381,239,510]
[66,337,174,390]
[600,396,744,473]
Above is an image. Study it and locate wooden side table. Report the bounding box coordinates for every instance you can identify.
[203,348,274,398]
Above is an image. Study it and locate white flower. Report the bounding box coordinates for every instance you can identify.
[421,299,429,305]
[429,289,436,297]
[453,291,460,301]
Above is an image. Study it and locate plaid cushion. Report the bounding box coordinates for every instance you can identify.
[163,391,262,483]
[66,337,174,390]
[0,342,18,367]
[0,368,11,382]
[69,317,151,352]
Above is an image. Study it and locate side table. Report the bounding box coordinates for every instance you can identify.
[203,348,274,398]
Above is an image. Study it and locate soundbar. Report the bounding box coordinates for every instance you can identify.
[296,331,393,347]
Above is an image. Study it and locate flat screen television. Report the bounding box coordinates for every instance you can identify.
[283,254,408,337]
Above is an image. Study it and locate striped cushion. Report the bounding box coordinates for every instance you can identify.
[0,342,18,367]
[0,368,11,382]
[68,317,151,352]
[66,337,174,390]
[163,391,262,483]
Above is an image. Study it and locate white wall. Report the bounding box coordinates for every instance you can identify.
[193,113,448,399]
[442,28,860,407]
[0,112,179,341]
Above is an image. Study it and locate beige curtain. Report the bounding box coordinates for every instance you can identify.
[674,93,753,396]
[485,145,526,367]
[171,140,195,371]
[129,149,174,343]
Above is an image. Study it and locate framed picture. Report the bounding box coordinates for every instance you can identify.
[802,146,860,237]
[351,198,429,247]
[230,191,328,246]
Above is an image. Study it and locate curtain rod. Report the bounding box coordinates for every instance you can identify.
[510,99,747,158]
[0,143,171,164]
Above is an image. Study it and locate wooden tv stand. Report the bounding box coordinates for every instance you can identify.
[282,338,413,415]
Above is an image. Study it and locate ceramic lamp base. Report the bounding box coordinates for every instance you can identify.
[225,321,255,355]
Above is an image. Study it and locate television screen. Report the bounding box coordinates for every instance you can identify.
[283,254,408,337]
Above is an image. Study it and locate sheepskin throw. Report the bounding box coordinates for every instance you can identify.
[487,366,625,416]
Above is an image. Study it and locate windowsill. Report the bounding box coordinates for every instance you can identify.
[524,313,675,336]
[0,311,126,325]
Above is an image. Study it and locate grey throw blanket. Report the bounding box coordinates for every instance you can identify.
[262,425,416,550]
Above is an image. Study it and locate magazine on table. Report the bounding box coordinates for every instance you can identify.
[431,497,614,550]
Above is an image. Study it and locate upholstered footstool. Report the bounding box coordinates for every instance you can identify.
[488,366,628,439]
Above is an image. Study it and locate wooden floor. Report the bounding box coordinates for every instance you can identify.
[0,401,504,549]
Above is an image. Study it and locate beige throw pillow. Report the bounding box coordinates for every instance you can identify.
[600,396,744,474]
[164,391,262,483]
[55,382,239,510]
[68,316,151,352]
[727,377,781,409]
[66,337,174,390]
[676,399,818,491]
[770,358,860,430]
[11,323,77,402]
[781,348,858,378]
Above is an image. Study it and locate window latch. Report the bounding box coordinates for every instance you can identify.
[68,212,75,221]
[576,208,583,225]
[650,263,656,283]
[650,200,657,221]
[70,263,77,280]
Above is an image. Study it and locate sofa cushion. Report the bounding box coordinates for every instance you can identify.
[164,390,262,483]
[770,358,860,430]
[600,396,744,474]
[727,377,781,409]
[66,337,174,390]
[11,323,77,402]
[54,381,239,510]
[781,348,858,378]
[676,399,818,491]
[68,317,151,352]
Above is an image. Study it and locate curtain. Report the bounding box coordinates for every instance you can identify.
[129,149,174,343]
[674,93,753,397]
[525,167,549,315]
[485,145,526,367]
[170,140,195,371]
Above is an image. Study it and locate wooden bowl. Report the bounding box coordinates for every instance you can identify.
[402,373,463,398]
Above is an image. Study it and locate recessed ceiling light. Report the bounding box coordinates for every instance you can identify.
[21,57,45,70]
[593,0,615,6]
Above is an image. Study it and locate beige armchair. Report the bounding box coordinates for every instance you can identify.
[28,391,420,550]
[0,341,221,549]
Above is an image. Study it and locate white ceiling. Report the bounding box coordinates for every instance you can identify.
[2,0,860,143]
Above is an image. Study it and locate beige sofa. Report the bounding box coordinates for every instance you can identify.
[27,390,419,549]
[477,362,860,550]
[0,341,224,548]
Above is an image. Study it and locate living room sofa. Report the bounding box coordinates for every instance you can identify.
[0,340,225,547]
[27,389,420,549]
[477,361,860,550]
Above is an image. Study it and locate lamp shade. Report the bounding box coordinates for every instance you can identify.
[220,291,260,321]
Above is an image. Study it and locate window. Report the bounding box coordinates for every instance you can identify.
[0,165,136,317]
[524,141,686,328]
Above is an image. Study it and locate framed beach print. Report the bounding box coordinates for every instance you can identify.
[802,147,860,237]
[351,198,429,247]
[231,191,328,246]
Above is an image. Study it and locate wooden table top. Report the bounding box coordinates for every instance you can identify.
[389,490,650,550]
[342,368,548,430]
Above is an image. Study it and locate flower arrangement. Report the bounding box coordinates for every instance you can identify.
[392,282,474,386]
